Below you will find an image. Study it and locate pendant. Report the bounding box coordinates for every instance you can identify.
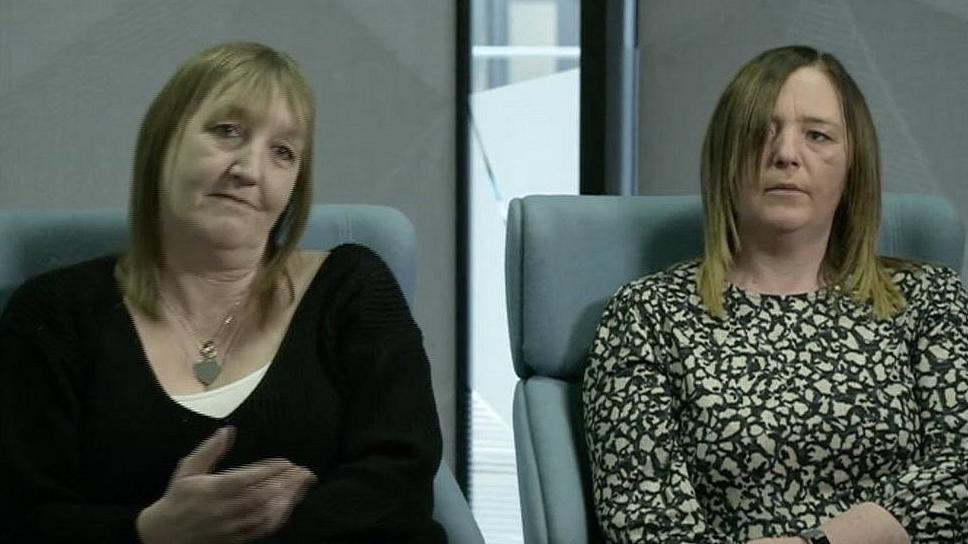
[194,340,221,386]
[194,357,221,386]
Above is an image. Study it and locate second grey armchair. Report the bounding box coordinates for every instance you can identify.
[505,193,964,544]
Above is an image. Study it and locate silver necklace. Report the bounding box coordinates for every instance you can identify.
[163,297,243,387]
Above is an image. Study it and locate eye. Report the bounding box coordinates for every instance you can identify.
[806,130,831,143]
[273,144,297,164]
[211,123,243,138]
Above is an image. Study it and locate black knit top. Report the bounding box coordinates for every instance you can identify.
[0,244,445,543]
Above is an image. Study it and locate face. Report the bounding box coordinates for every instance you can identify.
[159,84,306,252]
[735,66,848,240]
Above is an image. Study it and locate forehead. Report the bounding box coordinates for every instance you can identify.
[774,66,843,120]
[192,80,309,136]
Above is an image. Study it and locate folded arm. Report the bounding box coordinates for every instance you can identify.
[582,287,736,544]
[862,267,968,542]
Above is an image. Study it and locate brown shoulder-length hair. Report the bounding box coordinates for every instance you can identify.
[698,45,904,319]
[117,42,315,320]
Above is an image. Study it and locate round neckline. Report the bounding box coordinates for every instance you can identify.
[724,281,840,304]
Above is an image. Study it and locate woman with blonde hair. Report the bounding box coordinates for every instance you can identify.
[583,45,967,543]
[0,42,444,543]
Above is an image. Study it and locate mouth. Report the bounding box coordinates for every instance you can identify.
[210,193,256,209]
[765,183,806,194]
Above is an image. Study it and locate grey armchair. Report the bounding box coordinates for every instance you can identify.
[505,193,964,544]
[0,205,484,544]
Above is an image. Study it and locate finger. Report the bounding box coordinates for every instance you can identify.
[223,468,315,539]
[267,492,300,532]
[258,467,315,517]
[219,499,277,542]
[212,458,295,496]
[255,480,307,536]
[174,426,235,478]
[216,480,294,539]
[225,466,310,518]
[261,466,316,498]
[277,466,315,487]
[292,467,317,498]
[301,467,318,486]
[247,466,308,504]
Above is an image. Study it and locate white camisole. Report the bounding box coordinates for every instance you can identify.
[170,362,271,418]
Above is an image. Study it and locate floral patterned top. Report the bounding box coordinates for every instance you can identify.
[582,260,968,543]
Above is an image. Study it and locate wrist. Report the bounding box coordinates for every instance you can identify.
[822,501,910,544]
[799,527,831,544]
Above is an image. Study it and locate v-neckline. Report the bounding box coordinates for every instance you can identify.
[116,252,332,421]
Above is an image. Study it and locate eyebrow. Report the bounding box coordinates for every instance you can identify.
[800,115,842,129]
[769,115,844,136]
[772,114,842,128]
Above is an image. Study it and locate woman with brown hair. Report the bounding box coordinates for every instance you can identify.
[583,46,966,543]
[0,42,444,543]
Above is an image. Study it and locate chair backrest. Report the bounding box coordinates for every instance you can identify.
[0,205,418,311]
[505,193,965,544]
[0,205,484,544]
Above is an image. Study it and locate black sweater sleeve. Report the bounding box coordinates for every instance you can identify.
[277,245,445,543]
[0,272,142,543]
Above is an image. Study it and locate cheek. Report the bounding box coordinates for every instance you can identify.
[166,152,209,190]
[830,160,848,197]
[270,173,299,209]
[814,147,848,192]
[733,185,760,225]
[159,159,188,205]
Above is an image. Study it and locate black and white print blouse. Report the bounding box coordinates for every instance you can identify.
[582,260,968,543]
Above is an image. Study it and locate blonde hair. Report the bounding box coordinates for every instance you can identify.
[118,42,315,320]
[698,45,905,319]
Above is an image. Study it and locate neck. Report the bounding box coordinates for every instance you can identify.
[729,227,831,295]
[159,238,262,333]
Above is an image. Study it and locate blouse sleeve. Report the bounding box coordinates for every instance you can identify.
[582,284,736,544]
[0,281,142,543]
[277,246,444,542]
[871,266,968,541]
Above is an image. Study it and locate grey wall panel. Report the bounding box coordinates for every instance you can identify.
[0,0,457,465]
[637,0,968,272]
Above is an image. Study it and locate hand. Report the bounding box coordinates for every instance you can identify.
[747,538,805,544]
[136,427,317,544]
[243,462,318,533]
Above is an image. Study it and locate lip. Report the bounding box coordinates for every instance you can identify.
[210,193,256,209]
[764,183,806,194]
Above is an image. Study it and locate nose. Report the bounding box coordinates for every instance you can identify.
[228,145,262,185]
[769,128,800,169]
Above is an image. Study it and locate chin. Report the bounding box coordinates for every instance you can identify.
[198,220,266,250]
[758,211,813,234]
